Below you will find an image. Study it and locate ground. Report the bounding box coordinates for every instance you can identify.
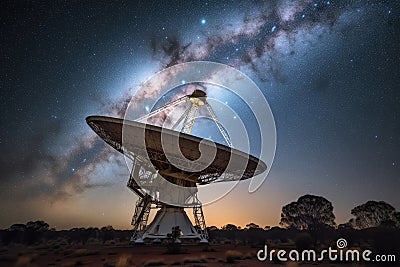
[0,242,385,267]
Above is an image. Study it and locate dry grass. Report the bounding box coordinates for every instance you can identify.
[15,255,32,267]
[183,255,207,264]
[70,248,99,257]
[225,250,243,263]
[285,262,299,267]
[74,259,84,266]
[116,254,132,267]
[242,251,254,259]
[143,258,166,266]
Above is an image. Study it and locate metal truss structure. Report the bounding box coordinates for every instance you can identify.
[129,90,235,243]
[86,89,268,244]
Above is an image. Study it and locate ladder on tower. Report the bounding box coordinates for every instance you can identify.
[131,195,152,239]
[193,204,209,240]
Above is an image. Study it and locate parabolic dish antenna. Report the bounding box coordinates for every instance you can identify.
[86,115,266,185]
[87,73,271,243]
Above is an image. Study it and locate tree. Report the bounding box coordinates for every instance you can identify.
[26,221,49,232]
[9,224,26,231]
[280,194,336,230]
[245,223,260,230]
[23,221,50,245]
[395,212,400,224]
[68,227,96,245]
[100,225,114,244]
[221,224,238,231]
[349,201,400,229]
[207,226,219,231]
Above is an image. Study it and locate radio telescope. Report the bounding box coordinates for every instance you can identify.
[86,89,267,243]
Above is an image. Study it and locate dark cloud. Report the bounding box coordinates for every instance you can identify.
[162,37,192,68]
[0,117,118,202]
[0,120,62,185]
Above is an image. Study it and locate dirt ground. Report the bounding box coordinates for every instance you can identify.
[0,243,385,267]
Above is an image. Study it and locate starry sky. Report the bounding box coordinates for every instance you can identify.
[1,0,399,230]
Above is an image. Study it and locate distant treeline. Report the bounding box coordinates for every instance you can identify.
[0,223,128,246]
[1,194,399,254]
[1,220,399,255]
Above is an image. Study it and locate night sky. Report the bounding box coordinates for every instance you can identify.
[1,0,399,230]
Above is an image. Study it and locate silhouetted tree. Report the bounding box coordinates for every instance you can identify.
[206,226,219,240]
[395,212,400,224]
[245,223,260,230]
[207,226,218,231]
[349,201,400,229]
[338,222,353,229]
[280,194,336,230]
[100,225,114,244]
[243,223,264,245]
[2,224,27,244]
[9,224,26,231]
[221,224,238,231]
[68,227,96,245]
[26,221,49,232]
[23,221,49,244]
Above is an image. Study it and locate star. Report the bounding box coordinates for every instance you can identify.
[1,0,399,234]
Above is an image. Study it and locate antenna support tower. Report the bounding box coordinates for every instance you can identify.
[86,88,267,244]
